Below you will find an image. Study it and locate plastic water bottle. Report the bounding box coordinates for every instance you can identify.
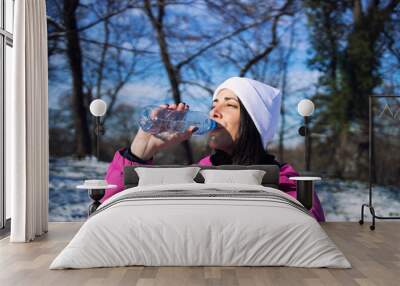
[138,105,217,135]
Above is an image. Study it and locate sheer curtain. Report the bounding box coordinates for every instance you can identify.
[8,0,49,242]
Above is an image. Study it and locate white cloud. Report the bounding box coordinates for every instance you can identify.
[119,82,170,107]
[287,68,320,95]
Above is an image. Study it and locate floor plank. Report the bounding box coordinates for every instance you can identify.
[0,222,399,286]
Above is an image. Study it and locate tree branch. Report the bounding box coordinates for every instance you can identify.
[381,0,400,17]
[102,56,137,125]
[48,3,136,39]
[78,4,136,32]
[79,37,155,54]
[239,0,293,76]
[175,16,276,71]
[47,15,65,31]
[157,0,166,24]
[218,51,243,71]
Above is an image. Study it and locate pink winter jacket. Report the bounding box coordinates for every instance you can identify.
[101,148,326,222]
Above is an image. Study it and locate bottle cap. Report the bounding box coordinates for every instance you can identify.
[208,119,217,131]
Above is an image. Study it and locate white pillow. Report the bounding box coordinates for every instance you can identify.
[200,169,266,185]
[135,167,201,186]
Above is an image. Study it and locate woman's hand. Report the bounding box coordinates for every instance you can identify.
[130,102,198,160]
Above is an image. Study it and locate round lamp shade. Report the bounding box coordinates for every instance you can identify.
[90,99,107,117]
[297,99,314,117]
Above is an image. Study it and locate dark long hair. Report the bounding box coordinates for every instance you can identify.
[210,99,282,166]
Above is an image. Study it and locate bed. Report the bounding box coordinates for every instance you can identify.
[49,164,351,269]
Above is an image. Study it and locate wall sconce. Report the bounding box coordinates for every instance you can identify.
[297,99,315,173]
[89,99,107,160]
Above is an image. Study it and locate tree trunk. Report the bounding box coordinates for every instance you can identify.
[144,1,194,164]
[63,0,92,158]
[155,35,194,164]
[333,129,347,178]
[341,0,389,180]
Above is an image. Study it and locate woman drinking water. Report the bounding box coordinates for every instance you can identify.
[101,76,325,221]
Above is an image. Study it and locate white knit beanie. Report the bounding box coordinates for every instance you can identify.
[213,77,281,150]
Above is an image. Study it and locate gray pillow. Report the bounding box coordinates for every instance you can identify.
[200,169,266,185]
[135,166,201,186]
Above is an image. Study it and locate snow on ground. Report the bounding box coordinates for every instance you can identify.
[49,157,400,222]
[315,179,400,221]
[49,156,109,221]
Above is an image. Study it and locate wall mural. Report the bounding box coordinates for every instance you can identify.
[46,0,400,221]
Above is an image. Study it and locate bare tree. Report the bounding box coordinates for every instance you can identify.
[205,0,295,78]
[278,21,296,162]
[141,0,296,163]
[239,0,294,76]
[62,0,92,158]
[47,0,147,158]
[47,0,298,162]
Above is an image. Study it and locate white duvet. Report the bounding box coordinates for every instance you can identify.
[50,183,351,269]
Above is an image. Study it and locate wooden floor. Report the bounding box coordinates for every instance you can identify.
[0,222,399,286]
